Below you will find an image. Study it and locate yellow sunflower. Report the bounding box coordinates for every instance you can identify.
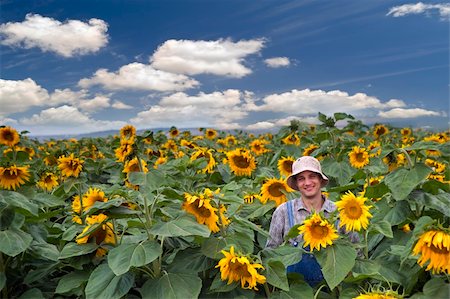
[182,192,221,232]
[363,176,384,201]
[244,193,260,204]
[76,213,116,257]
[367,140,381,157]
[0,165,31,190]
[303,144,319,156]
[205,128,218,140]
[277,156,294,177]
[348,146,370,169]
[298,213,339,251]
[224,135,237,147]
[373,124,389,139]
[400,127,412,136]
[412,228,450,274]
[0,126,20,147]
[37,172,59,191]
[72,187,108,222]
[226,149,256,176]
[383,153,406,172]
[354,290,403,299]
[425,159,446,173]
[282,133,300,146]
[260,178,294,207]
[120,124,136,140]
[169,127,180,138]
[250,139,270,156]
[190,147,216,173]
[58,153,84,178]
[215,246,266,290]
[115,138,134,162]
[123,158,148,189]
[336,191,372,231]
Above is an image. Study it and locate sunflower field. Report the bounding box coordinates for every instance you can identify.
[0,112,449,299]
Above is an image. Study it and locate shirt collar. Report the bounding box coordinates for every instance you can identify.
[296,195,334,213]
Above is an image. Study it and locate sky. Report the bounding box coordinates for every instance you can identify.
[1,0,449,136]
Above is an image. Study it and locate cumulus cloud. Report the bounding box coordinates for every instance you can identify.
[21,105,126,135]
[264,57,290,68]
[246,121,276,130]
[0,13,108,57]
[247,89,406,115]
[387,2,450,19]
[112,100,133,109]
[77,95,111,112]
[378,108,443,118]
[78,63,199,91]
[0,78,49,116]
[130,89,247,129]
[150,38,265,77]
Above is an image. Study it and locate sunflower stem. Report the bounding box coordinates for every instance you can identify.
[313,284,327,299]
[263,282,271,297]
[396,148,413,169]
[363,229,369,259]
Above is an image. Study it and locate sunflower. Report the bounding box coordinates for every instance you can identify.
[383,153,406,172]
[76,213,116,258]
[123,158,148,189]
[282,133,300,146]
[0,126,20,147]
[182,192,221,232]
[412,228,450,274]
[363,176,384,201]
[244,193,260,204]
[205,128,218,140]
[180,139,197,149]
[37,172,59,191]
[400,127,412,136]
[154,155,168,169]
[43,154,58,166]
[354,290,403,299]
[216,246,266,290]
[336,191,372,231]
[226,149,256,176]
[425,159,446,174]
[260,178,294,207]
[298,213,339,251]
[115,138,134,162]
[72,187,108,220]
[373,124,389,138]
[58,153,84,178]
[169,127,180,138]
[224,135,237,147]
[190,147,216,173]
[0,165,31,190]
[163,139,178,152]
[120,124,136,140]
[303,144,319,156]
[250,139,270,156]
[424,134,449,144]
[348,146,369,169]
[277,156,294,177]
[367,140,381,157]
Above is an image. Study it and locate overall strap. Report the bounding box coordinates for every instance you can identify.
[286,200,294,228]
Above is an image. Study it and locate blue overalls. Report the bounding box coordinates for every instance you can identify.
[285,200,324,286]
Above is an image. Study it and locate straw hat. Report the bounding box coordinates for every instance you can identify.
[287,156,329,190]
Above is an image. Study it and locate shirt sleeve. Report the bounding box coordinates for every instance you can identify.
[265,205,286,249]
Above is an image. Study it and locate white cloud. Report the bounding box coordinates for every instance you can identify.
[78,95,111,113]
[387,2,450,19]
[150,38,265,77]
[0,78,49,116]
[130,89,247,128]
[49,88,88,106]
[264,57,290,68]
[112,100,133,109]
[246,121,276,130]
[21,105,126,135]
[78,62,199,91]
[0,13,108,57]
[378,108,443,118]
[248,88,406,115]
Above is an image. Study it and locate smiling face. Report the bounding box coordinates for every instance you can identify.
[295,170,323,200]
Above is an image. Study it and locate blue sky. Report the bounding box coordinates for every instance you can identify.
[1,0,449,136]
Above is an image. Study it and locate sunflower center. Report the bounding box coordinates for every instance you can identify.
[230,261,251,278]
[192,204,212,218]
[2,132,14,141]
[355,152,365,162]
[283,161,293,173]
[346,203,362,219]
[68,161,80,170]
[4,168,20,179]
[312,224,329,238]
[268,183,284,197]
[44,175,54,183]
[128,163,140,172]
[233,155,250,168]
[89,227,107,245]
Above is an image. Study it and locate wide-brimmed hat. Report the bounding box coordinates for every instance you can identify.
[287,156,329,190]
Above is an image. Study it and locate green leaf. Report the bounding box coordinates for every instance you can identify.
[262,245,302,267]
[0,205,15,229]
[148,216,211,238]
[321,160,356,185]
[422,277,450,298]
[108,240,161,276]
[351,260,381,279]
[316,242,357,290]
[86,197,123,214]
[245,201,276,219]
[384,163,431,201]
[414,190,450,217]
[17,288,44,299]
[61,225,81,241]
[270,281,313,299]
[30,242,59,261]
[0,191,39,216]
[233,215,269,238]
[0,229,33,257]
[55,271,90,294]
[59,243,98,259]
[334,112,352,121]
[370,220,393,238]
[201,237,227,259]
[85,263,134,299]
[383,200,411,226]
[167,248,213,273]
[226,231,255,254]
[0,272,5,292]
[140,272,202,299]
[265,260,289,291]
[32,193,65,207]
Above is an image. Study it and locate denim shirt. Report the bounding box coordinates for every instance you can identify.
[266,196,359,248]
